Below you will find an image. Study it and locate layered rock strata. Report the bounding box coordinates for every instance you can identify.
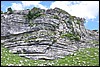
[1,7,99,60]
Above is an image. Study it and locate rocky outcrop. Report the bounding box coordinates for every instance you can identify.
[1,7,99,60]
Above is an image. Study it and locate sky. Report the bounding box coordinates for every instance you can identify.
[1,1,99,30]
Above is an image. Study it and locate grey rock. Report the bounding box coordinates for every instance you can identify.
[1,7,99,60]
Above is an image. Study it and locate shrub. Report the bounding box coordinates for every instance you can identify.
[25,10,42,20]
[54,15,59,19]
[73,36,80,41]
[31,7,40,15]
[27,11,33,20]
[76,20,80,24]
[32,7,38,11]
[7,7,13,14]
[33,12,42,19]
[67,20,72,24]
[24,9,42,27]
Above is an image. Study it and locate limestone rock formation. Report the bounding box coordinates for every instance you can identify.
[1,7,99,60]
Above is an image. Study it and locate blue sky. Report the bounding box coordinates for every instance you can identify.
[1,1,99,30]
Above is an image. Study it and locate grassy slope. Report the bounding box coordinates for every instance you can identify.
[1,45,99,66]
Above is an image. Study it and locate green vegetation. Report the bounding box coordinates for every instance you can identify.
[67,20,72,23]
[69,16,81,25]
[69,16,76,22]
[28,37,37,41]
[24,36,37,43]
[63,20,66,24]
[53,15,59,19]
[31,7,42,19]
[48,31,56,36]
[29,22,34,27]
[41,14,46,17]
[25,11,33,20]
[61,33,80,41]
[59,8,70,16]
[7,7,13,14]
[54,32,56,35]
[67,17,73,25]
[76,18,83,25]
[4,12,7,14]
[33,12,42,19]
[76,20,80,24]
[76,18,81,24]
[24,11,35,26]
[72,36,80,41]
[89,40,99,45]
[31,7,39,11]
[24,7,42,27]
[24,39,29,43]
[1,45,99,66]
[92,41,99,44]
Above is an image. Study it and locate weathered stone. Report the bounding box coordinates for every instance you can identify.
[1,7,99,60]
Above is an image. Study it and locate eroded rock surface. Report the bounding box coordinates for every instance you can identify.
[1,7,99,60]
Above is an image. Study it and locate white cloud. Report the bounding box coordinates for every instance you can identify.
[9,1,48,10]
[50,1,99,20]
[21,1,41,7]
[7,1,99,21]
[21,1,48,10]
[37,4,48,10]
[11,3,23,10]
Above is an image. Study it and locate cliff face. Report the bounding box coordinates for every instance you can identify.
[1,7,99,60]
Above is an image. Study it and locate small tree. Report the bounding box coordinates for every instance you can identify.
[24,9,42,27]
[26,11,34,27]
[7,7,13,14]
